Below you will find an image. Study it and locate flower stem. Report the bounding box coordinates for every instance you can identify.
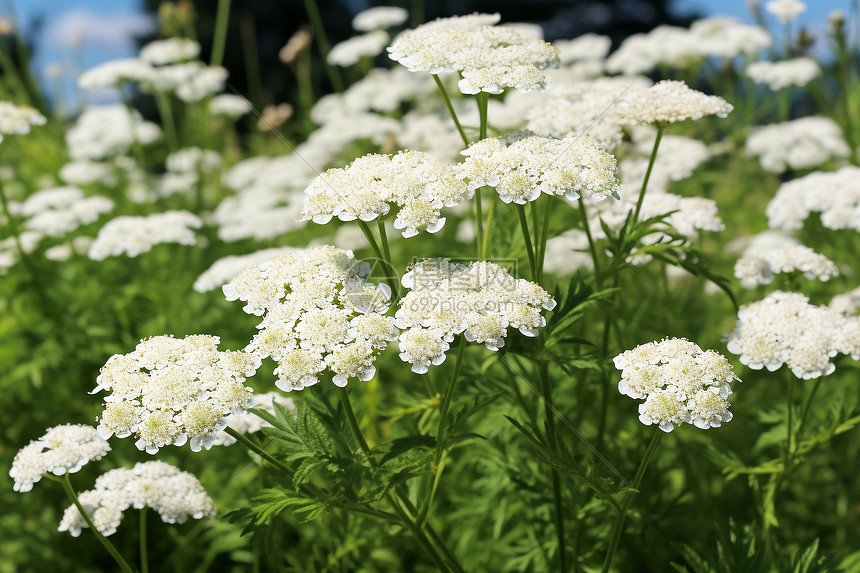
[433,75,469,146]
[140,508,149,573]
[632,126,664,224]
[794,378,822,449]
[417,335,466,525]
[60,474,136,573]
[481,192,495,259]
[517,204,537,279]
[377,220,401,300]
[784,375,795,473]
[210,0,232,67]
[302,0,344,92]
[600,429,663,573]
[338,386,375,465]
[536,196,554,283]
[539,361,568,573]
[224,427,291,474]
[155,92,179,152]
[578,196,601,283]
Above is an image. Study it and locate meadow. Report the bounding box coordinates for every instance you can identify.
[3,1,860,571]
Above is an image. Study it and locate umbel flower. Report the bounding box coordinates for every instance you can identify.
[88,210,203,260]
[618,80,733,126]
[10,425,110,493]
[766,166,860,231]
[734,244,838,288]
[223,246,398,390]
[58,461,215,537]
[301,150,470,238]
[614,338,740,432]
[456,131,620,205]
[0,101,46,142]
[395,259,556,373]
[388,13,560,95]
[92,335,261,454]
[725,291,860,379]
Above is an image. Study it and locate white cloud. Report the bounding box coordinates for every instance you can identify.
[44,8,156,50]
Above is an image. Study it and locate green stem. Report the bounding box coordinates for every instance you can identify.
[302,0,344,92]
[119,89,147,168]
[516,204,537,279]
[417,336,466,525]
[140,508,149,573]
[539,361,568,573]
[60,474,136,573]
[224,427,291,474]
[481,192,495,259]
[210,0,232,67]
[536,196,554,283]
[794,378,822,449]
[475,187,483,260]
[433,75,469,146]
[600,429,663,573]
[632,126,664,224]
[784,375,795,473]
[477,92,488,141]
[338,386,375,465]
[377,220,400,300]
[155,92,179,152]
[578,196,601,283]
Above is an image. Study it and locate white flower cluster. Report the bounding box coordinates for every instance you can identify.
[626,129,712,185]
[66,105,161,161]
[831,286,860,316]
[0,101,46,142]
[614,338,740,432]
[213,392,297,446]
[553,33,611,64]
[59,160,115,186]
[88,210,202,260]
[166,147,222,174]
[525,77,653,150]
[311,66,435,120]
[688,17,772,59]
[747,57,820,91]
[77,58,154,89]
[13,186,113,237]
[618,80,733,126]
[395,259,556,373]
[328,31,390,66]
[223,246,398,390]
[194,247,297,293]
[766,166,860,231]
[457,131,620,205]
[58,461,215,537]
[388,13,560,95]
[353,6,409,31]
[765,0,807,23]
[140,38,201,65]
[746,116,850,174]
[10,425,110,493]
[735,244,838,287]
[209,94,250,118]
[302,150,470,237]
[725,291,860,379]
[92,335,261,454]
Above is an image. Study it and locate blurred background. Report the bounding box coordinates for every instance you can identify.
[4,0,844,116]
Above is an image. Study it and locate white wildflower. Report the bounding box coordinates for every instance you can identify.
[353,6,409,31]
[617,80,733,126]
[88,211,202,260]
[746,117,850,174]
[766,0,806,23]
[194,247,297,293]
[78,58,154,89]
[209,94,250,118]
[746,58,820,90]
[735,244,838,287]
[140,38,201,65]
[0,101,46,142]
[10,425,110,493]
[328,31,390,66]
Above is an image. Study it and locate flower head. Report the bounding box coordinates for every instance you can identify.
[618,80,733,126]
[10,425,110,492]
[725,291,860,379]
[765,0,806,23]
[88,211,203,260]
[92,335,261,454]
[0,101,46,142]
[58,461,215,537]
[223,246,398,390]
[457,131,620,204]
[614,338,739,432]
[388,13,559,95]
[396,259,555,373]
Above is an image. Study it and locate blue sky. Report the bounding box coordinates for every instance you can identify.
[5,0,852,110]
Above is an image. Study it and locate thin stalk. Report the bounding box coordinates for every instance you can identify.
[475,187,483,260]
[517,204,537,279]
[784,375,795,473]
[377,220,400,300]
[536,196,554,282]
[395,488,466,573]
[417,336,466,525]
[632,126,664,224]
[578,196,601,283]
[357,220,385,261]
[477,92,488,140]
[241,16,263,110]
[224,427,291,474]
[302,0,344,92]
[210,0,232,67]
[60,474,136,573]
[433,75,469,146]
[600,429,663,573]
[155,92,179,152]
[388,497,452,573]
[339,386,375,465]
[481,192,495,259]
[140,508,149,573]
[794,378,822,448]
[539,361,568,573]
[119,89,147,168]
